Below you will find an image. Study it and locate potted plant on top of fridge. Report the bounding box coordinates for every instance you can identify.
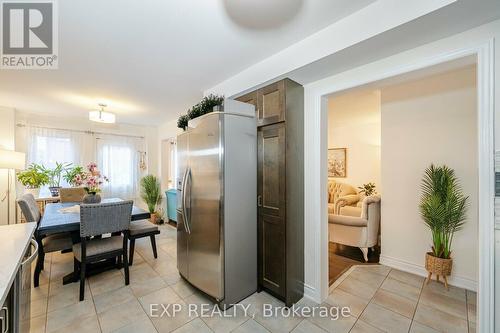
[140,174,162,224]
[177,94,224,131]
[43,162,72,197]
[420,164,468,289]
[17,163,50,198]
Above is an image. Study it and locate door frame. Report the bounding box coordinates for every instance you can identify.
[304,40,495,331]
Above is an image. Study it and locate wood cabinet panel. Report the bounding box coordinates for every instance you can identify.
[257,124,285,218]
[239,78,304,306]
[259,213,285,296]
[258,81,285,126]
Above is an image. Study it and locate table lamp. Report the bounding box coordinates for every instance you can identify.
[0,149,26,224]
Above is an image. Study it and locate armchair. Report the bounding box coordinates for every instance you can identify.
[328,180,360,214]
[328,195,381,262]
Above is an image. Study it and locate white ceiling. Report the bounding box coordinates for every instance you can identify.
[0,0,375,125]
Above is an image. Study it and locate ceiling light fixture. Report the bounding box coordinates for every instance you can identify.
[89,103,116,123]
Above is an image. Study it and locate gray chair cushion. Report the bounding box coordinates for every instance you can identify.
[17,193,41,223]
[42,233,73,252]
[129,220,158,236]
[73,236,123,261]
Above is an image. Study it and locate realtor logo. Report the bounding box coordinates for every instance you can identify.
[1,0,58,69]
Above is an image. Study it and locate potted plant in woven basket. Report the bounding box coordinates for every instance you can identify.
[140,175,162,224]
[419,164,468,289]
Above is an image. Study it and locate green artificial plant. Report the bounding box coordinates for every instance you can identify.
[358,182,377,196]
[177,94,224,130]
[419,164,468,259]
[17,163,50,189]
[140,174,162,214]
[43,162,72,187]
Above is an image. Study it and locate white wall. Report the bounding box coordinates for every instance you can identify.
[380,65,478,288]
[0,107,16,225]
[328,89,381,190]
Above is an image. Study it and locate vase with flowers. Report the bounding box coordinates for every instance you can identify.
[72,162,109,204]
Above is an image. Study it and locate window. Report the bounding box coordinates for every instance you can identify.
[97,136,141,199]
[25,126,144,199]
[27,127,84,187]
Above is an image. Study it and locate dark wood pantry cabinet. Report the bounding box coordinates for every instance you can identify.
[237,78,304,306]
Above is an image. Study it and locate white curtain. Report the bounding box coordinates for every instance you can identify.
[27,127,91,187]
[96,134,144,199]
[26,126,145,199]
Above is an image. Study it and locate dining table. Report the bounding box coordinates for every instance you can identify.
[36,198,150,285]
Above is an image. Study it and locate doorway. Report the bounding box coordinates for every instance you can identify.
[326,88,381,285]
[304,41,494,331]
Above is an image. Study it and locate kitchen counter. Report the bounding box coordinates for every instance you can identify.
[0,223,36,307]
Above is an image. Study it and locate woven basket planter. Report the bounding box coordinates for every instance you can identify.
[425,252,452,289]
[425,252,452,275]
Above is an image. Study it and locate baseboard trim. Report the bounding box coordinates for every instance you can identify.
[379,255,477,292]
[303,283,320,303]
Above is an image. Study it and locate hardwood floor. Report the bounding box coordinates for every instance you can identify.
[329,242,380,285]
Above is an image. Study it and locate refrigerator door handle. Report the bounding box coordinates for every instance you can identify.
[185,167,192,234]
[182,167,192,234]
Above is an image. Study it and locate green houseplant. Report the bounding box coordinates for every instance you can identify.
[358,182,377,197]
[140,175,163,224]
[42,162,72,197]
[17,163,50,197]
[420,164,468,289]
[177,94,224,131]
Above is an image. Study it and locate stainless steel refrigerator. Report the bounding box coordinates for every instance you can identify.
[176,100,257,306]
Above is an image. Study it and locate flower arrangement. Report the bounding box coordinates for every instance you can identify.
[72,163,109,194]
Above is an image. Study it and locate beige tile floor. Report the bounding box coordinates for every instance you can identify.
[29,224,477,333]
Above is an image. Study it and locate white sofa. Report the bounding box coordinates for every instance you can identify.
[328,180,361,215]
[328,195,381,262]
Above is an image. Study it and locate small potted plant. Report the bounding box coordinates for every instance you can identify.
[358,182,377,197]
[71,163,108,203]
[140,175,162,224]
[43,162,72,197]
[17,163,49,197]
[420,164,468,289]
[63,165,86,187]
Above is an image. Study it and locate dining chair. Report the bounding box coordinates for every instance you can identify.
[59,187,86,203]
[17,193,73,287]
[74,200,133,301]
[128,219,160,265]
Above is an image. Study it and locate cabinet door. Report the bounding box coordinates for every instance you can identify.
[259,214,285,296]
[257,124,286,296]
[257,124,285,218]
[236,91,258,119]
[257,81,285,126]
